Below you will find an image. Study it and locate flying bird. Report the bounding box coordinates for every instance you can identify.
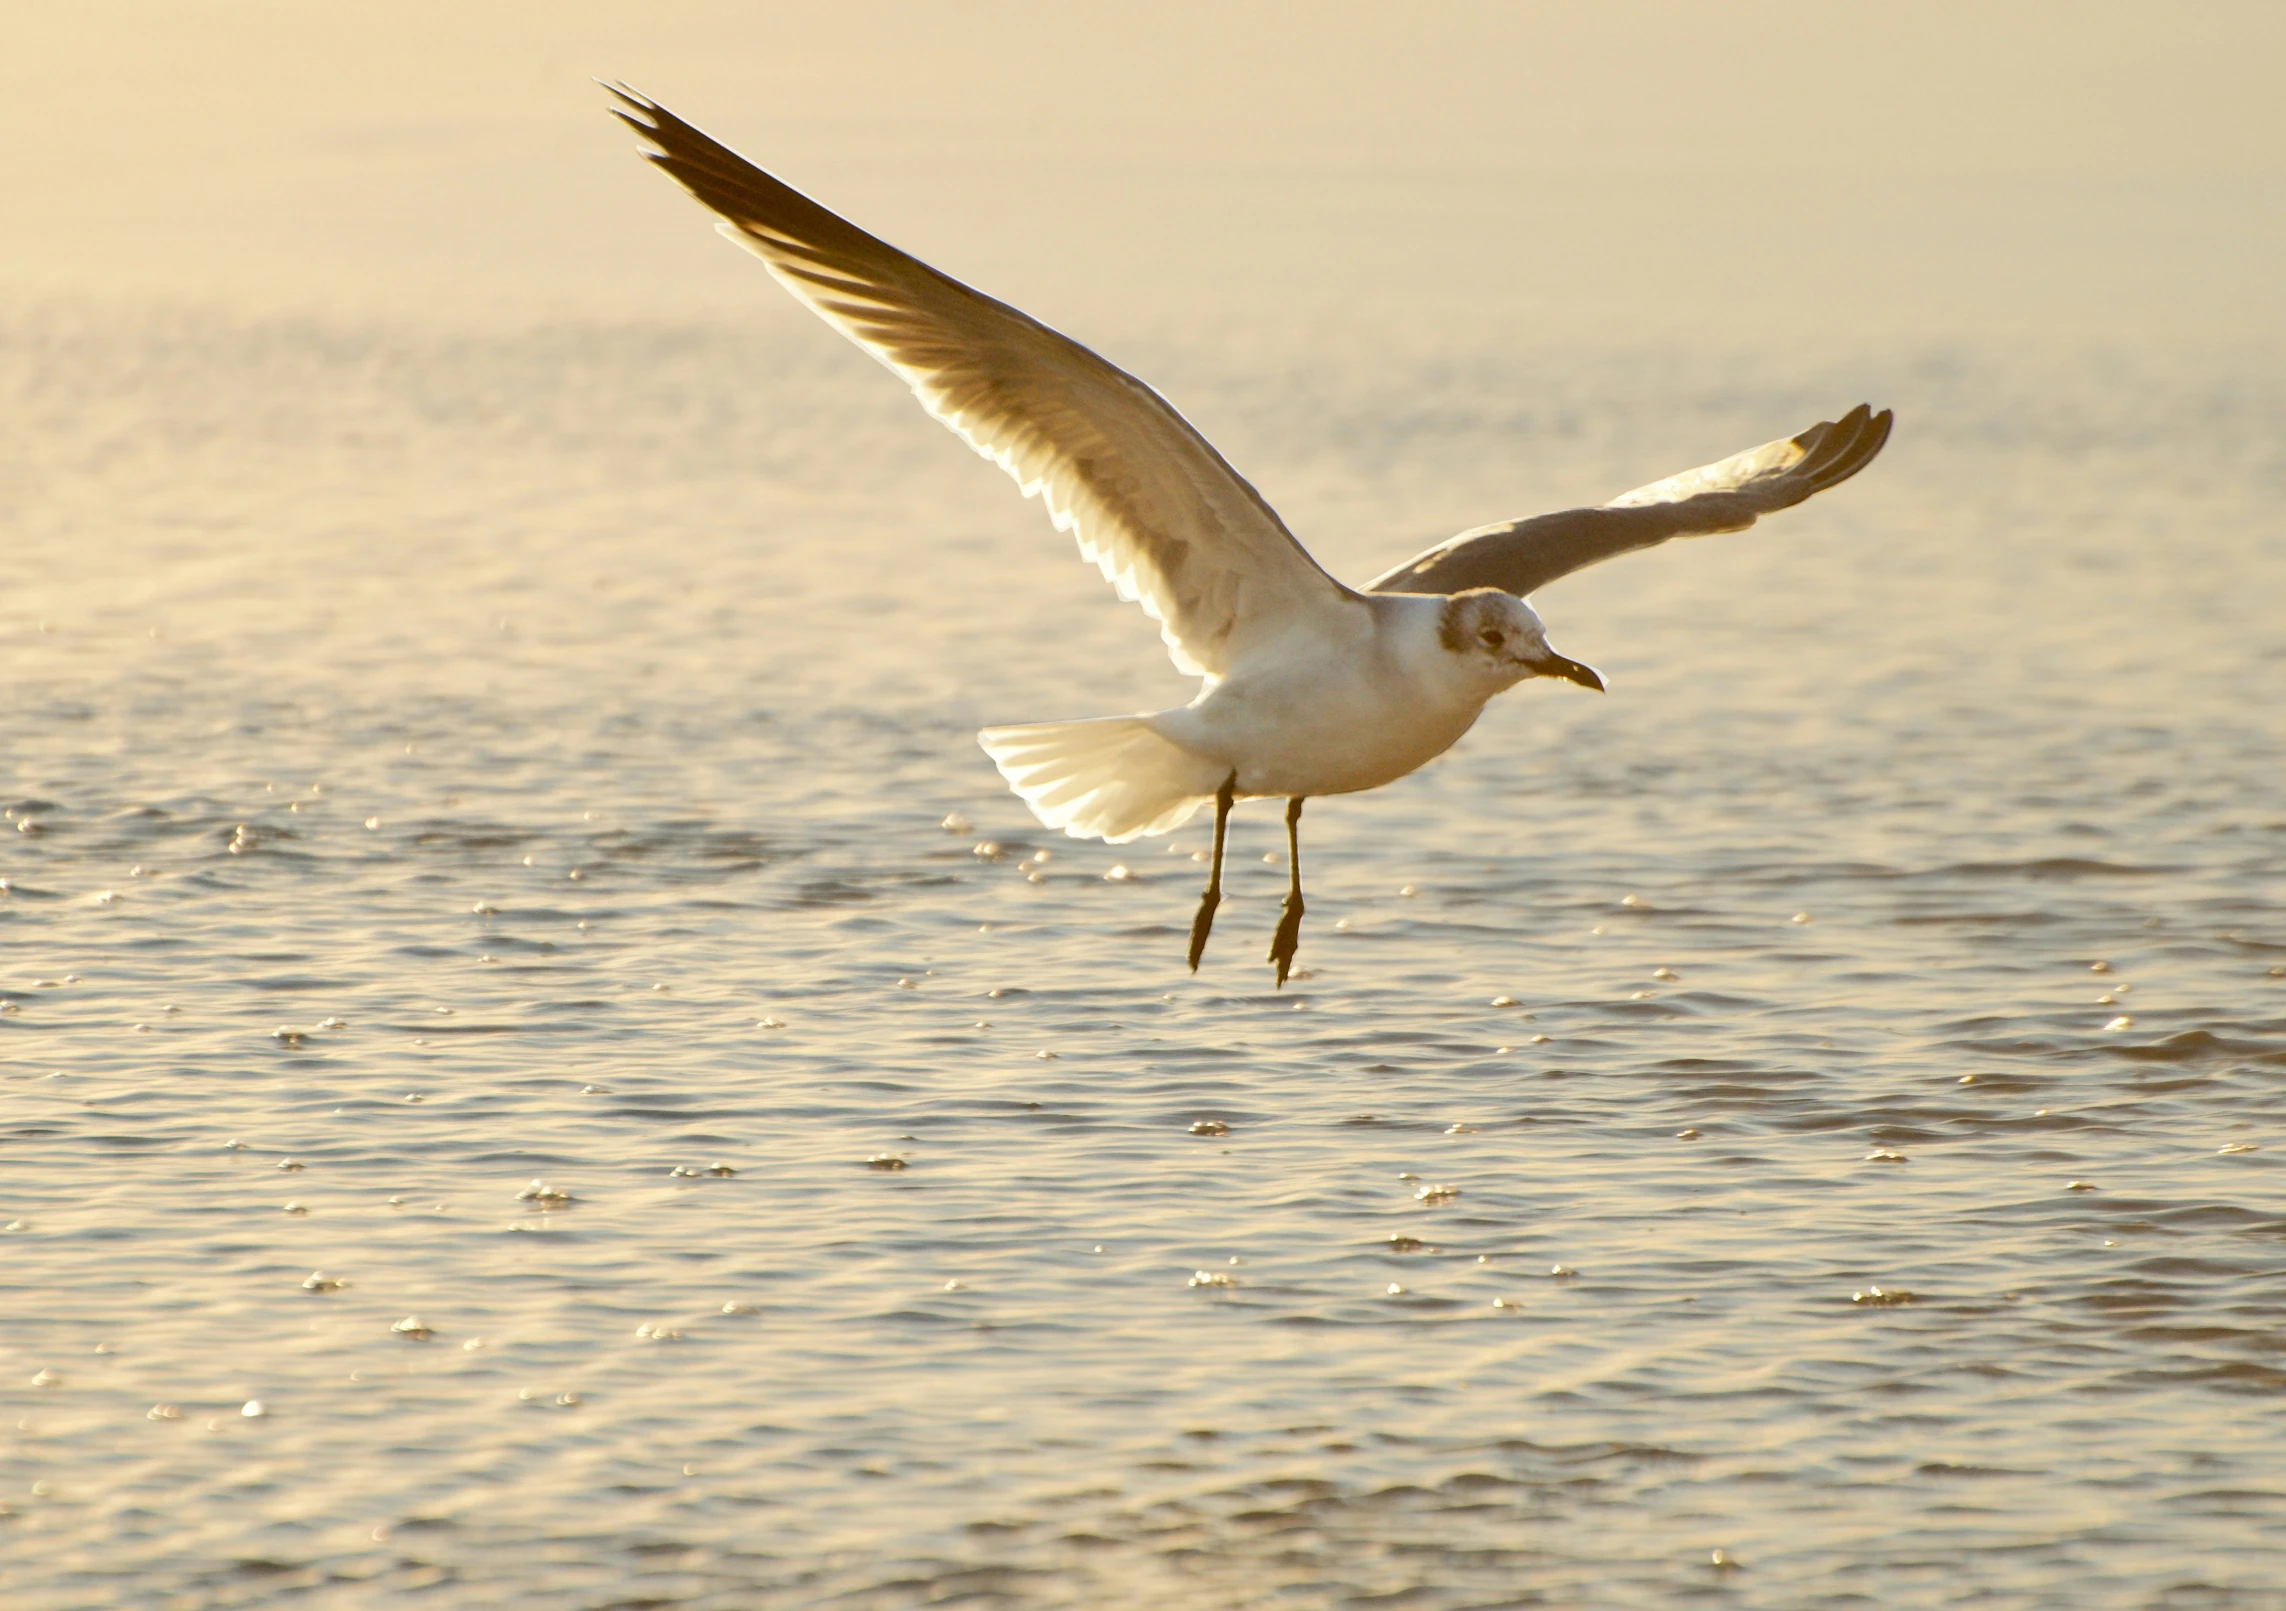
[608,87,1891,986]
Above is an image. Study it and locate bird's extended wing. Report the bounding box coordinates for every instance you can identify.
[1365,404,1893,599]
[609,86,1360,677]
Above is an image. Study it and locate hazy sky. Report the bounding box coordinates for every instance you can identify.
[6,2,2282,339]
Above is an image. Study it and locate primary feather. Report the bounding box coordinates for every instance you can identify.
[607,85,1359,678]
[1366,405,1893,599]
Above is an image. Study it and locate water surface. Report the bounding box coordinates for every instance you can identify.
[3,300,2283,1608]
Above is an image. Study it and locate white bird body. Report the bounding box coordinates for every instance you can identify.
[982,590,1566,841]
[609,86,1891,978]
[1162,594,1494,800]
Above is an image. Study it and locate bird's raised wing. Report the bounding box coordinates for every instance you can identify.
[1365,405,1892,599]
[609,87,1360,677]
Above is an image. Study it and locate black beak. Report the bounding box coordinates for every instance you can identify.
[1528,653,1604,692]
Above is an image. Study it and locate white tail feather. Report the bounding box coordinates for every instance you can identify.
[978,716,1222,843]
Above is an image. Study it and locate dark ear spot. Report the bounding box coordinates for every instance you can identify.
[1437,595,1467,654]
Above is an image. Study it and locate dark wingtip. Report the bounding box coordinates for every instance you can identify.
[1814,403,1893,492]
[1790,403,1870,479]
[1788,403,1894,496]
[601,82,666,151]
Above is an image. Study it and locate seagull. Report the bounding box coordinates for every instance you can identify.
[608,88,1892,986]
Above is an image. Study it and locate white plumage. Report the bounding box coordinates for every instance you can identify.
[610,86,1891,980]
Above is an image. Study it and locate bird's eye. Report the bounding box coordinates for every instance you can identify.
[1477,628,1504,650]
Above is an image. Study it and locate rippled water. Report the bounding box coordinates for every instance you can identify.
[3,299,2283,1608]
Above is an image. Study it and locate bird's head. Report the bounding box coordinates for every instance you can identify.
[1436,588,1604,693]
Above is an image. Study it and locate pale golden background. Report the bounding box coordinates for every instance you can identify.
[8,0,2282,334]
[3,6,2282,1609]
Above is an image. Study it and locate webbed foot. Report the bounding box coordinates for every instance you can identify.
[1187,886,1221,973]
[1268,894,1304,988]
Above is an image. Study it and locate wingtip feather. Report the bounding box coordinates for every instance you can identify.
[1797,403,1894,495]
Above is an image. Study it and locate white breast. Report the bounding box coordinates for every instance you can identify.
[1150,595,1494,799]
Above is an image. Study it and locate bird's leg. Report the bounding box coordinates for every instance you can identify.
[1268,796,1306,987]
[1187,773,1237,972]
